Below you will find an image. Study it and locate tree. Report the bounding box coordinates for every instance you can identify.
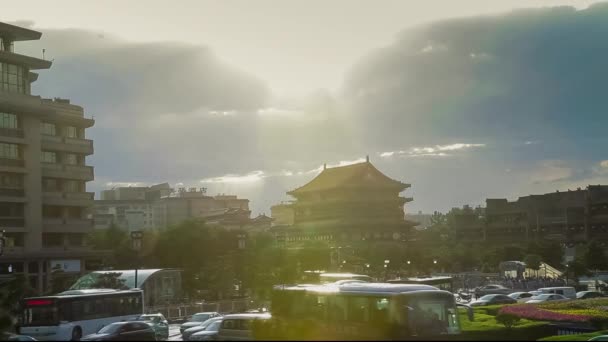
[91,272,129,290]
[584,241,608,271]
[496,312,520,329]
[523,254,542,276]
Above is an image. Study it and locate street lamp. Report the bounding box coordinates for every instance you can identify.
[0,230,6,256]
[384,260,390,280]
[130,230,144,289]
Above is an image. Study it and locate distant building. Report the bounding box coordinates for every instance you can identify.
[405,211,433,230]
[93,183,170,230]
[271,157,416,266]
[94,185,253,231]
[474,185,608,244]
[270,202,295,226]
[0,22,105,294]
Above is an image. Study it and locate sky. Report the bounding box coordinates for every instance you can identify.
[4,0,608,215]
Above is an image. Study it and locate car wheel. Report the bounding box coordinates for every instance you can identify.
[71,327,82,341]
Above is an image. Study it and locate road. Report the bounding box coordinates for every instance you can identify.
[168,324,182,341]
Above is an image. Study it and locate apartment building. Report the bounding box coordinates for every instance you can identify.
[0,22,103,294]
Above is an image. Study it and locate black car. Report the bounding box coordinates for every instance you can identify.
[81,322,156,341]
[577,291,605,299]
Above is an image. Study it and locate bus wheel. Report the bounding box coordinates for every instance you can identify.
[71,327,82,341]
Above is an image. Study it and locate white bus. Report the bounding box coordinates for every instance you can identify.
[18,289,144,341]
[266,282,474,340]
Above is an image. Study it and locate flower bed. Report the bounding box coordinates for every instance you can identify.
[500,304,591,322]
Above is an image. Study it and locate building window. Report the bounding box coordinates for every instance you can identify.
[0,143,19,159]
[0,173,23,188]
[64,180,81,193]
[0,63,27,94]
[40,122,56,136]
[42,233,64,247]
[0,112,18,129]
[40,151,57,163]
[64,126,78,138]
[65,153,78,165]
[43,178,59,192]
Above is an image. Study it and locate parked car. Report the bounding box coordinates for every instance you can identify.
[577,291,605,299]
[538,286,577,299]
[81,322,156,341]
[138,313,170,340]
[180,312,222,335]
[470,294,517,306]
[217,313,272,341]
[1,333,37,341]
[588,335,608,341]
[189,318,224,341]
[526,293,569,304]
[474,285,512,297]
[508,292,535,300]
[183,317,223,341]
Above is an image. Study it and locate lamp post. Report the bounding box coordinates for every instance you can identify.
[0,230,6,256]
[384,260,390,281]
[406,260,411,277]
[433,259,438,275]
[130,230,144,289]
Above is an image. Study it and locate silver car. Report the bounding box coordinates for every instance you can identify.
[183,317,223,341]
[180,312,222,335]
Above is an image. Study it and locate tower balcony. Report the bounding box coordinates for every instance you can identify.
[41,134,94,155]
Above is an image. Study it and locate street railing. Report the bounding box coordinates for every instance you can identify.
[145,298,252,322]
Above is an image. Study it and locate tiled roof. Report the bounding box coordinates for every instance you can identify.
[288,161,408,195]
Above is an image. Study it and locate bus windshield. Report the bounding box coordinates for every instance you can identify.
[22,300,59,326]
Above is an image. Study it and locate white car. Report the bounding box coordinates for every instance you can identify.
[508,292,535,300]
[526,293,569,304]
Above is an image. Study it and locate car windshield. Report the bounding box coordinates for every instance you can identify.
[192,314,212,322]
[98,324,123,334]
[205,321,222,332]
[532,294,552,300]
[139,315,160,322]
[479,295,497,301]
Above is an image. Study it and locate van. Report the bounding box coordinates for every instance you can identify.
[217,313,271,341]
[538,287,577,299]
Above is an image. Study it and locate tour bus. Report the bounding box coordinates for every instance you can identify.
[388,276,454,293]
[301,271,373,284]
[263,282,473,340]
[18,289,144,341]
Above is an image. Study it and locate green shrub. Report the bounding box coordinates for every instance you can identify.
[496,312,521,329]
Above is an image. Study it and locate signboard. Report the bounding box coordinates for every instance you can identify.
[50,259,81,273]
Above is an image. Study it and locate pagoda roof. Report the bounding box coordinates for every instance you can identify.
[288,161,409,196]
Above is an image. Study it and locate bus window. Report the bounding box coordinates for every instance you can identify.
[370,298,390,324]
[347,297,370,322]
[327,296,347,322]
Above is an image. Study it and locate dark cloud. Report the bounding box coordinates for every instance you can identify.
[342,3,608,154]
[12,5,608,214]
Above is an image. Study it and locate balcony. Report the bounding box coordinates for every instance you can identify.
[41,134,94,155]
[41,163,94,181]
[43,191,94,206]
[0,127,24,143]
[0,158,25,173]
[0,217,25,229]
[43,217,93,233]
[0,188,26,202]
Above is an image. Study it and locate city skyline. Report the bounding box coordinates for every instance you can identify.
[4,1,608,215]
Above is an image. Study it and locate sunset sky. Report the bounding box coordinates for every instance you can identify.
[4,0,608,214]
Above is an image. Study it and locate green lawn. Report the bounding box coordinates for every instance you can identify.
[459,309,546,332]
